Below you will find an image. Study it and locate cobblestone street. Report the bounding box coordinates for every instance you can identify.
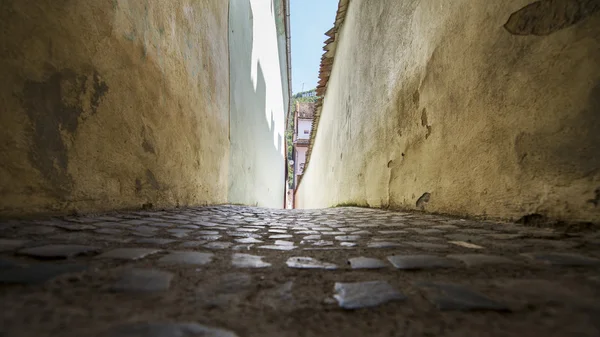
[1,206,599,337]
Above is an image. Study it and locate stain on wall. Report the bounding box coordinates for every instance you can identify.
[0,0,230,216]
[505,0,600,36]
[296,0,600,223]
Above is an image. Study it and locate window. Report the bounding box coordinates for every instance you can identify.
[303,130,310,134]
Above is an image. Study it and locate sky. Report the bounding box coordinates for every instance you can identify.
[290,0,339,94]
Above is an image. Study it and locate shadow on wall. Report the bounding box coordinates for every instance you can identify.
[228,0,285,207]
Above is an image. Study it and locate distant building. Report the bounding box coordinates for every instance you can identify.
[292,101,315,189]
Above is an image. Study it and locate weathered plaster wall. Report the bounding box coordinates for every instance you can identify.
[0,0,230,216]
[228,0,288,208]
[296,0,600,223]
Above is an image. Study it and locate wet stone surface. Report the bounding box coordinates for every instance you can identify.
[101,322,239,337]
[0,263,87,284]
[158,251,214,265]
[286,257,337,269]
[334,281,406,309]
[521,252,600,266]
[0,205,599,337]
[348,257,388,269]
[447,254,515,267]
[97,248,160,260]
[111,268,173,293]
[18,244,101,259]
[387,255,458,270]
[417,282,510,311]
[231,253,271,268]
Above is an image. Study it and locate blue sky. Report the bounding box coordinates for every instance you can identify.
[290,0,339,94]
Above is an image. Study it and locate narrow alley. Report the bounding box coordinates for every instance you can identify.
[1,0,599,336]
[1,205,599,336]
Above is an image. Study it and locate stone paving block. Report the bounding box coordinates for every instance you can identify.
[340,242,357,247]
[0,239,29,252]
[387,255,457,270]
[18,244,101,259]
[268,229,287,233]
[124,220,148,225]
[297,230,319,235]
[95,222,132,229]
[417,282,509,311]
[493,279,595,308]
[54,223,96,231]
[368,241,404,248]
[203,242,233,250]
[17,226,56,235]
[447,254,515,267]
[378,230,408,234]
[269,234,293,239]
[286,257,337,269]
[334,235,360,241]
[228,232,262,238]
[257,281,295,311]
[521,252,600,266]
[232,253,271,268]
[410,228,444,235]
[111,268,173,292]
[234,237,263,244]
[132,226,159,233]
[232,244,254,251]
[198,235,222,241]
[0,263,87,284]
[306,240,333,246]
[334,281,406,309]
[303,235,321,240]
[94,228,124,235]
[136,238,177,245]
[351,230,371,235]
[274,240,294,246]
[348,257,388,269]
[320,231,345,236]
[101,322,238,337]
[97,248,160,260]
[145,222,174,228]
[432,224,459,230]
[449,241,484,249]
[158,251,214,265]
[258,245,296,251]
[405,242,449,250]
[0,258,20,269]
[486,233,524,240]
[198,230,220,235]
[444,234,481,242]
[179,224,200,229]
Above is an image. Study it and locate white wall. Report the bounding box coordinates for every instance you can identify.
[295,146,307,175]
[228,0,288,208]
[295,0,600,223]
[297,119,312,139]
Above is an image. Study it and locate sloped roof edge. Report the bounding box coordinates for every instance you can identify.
[295,0,350,191]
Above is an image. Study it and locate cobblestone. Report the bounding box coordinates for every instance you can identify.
[111,268,174,293]
[286,256,337,269]
[387,255,458,270]
[158,251,213,265]
[97,248,160,260]
[102,322,238,337]
[18,244,101,259]
[418,282,510,311]
[0,263,87,284]
[334,281,405,309]
[1,205,599,336]
[348,257,388,269]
